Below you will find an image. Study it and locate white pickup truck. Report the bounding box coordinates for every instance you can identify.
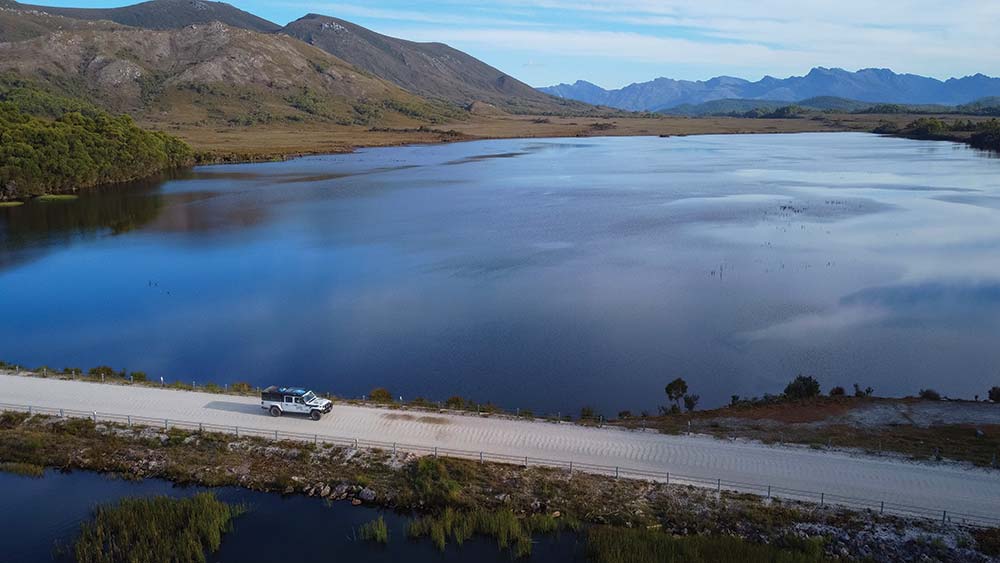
[261,386,333,420]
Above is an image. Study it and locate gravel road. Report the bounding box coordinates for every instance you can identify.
[2,373,998,519]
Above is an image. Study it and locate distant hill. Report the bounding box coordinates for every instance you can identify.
[0,21,456,127]
[667,96,896,116]
[281,14,590,115]
[541,68,1000,112]
[0,0,122,41]
[13,0,280,32]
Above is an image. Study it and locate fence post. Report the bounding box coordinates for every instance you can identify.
[235,426,239,438]
[434,447,438,458]
[28,406,32,415]
[820,492,824,506]
[127,415,131,426]
[880,501,884,514]
[479,451,483,464]
[717,478,721,493]
[942,510,947,523]
[314,434,318,446]
[164,419,168,430]
[615,466,619,479]
[93,411,97,422]
[767,485,771,498]
[275,430,278,440]
[354,438,358,448]
[199,423,203,433]
[59,408,64,418]
[525,456,529,467]
[665,472,669,485]
[569,461,573,473]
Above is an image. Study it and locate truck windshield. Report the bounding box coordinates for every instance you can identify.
[303,391,317,403]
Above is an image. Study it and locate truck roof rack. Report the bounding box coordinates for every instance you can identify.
[262,386,308,396]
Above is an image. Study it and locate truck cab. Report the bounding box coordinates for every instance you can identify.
[261,386,333,420]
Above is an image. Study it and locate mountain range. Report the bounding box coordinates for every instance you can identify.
[541,68,1000,112]
[0,0,585,124]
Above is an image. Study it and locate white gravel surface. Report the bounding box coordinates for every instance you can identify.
[2,373,998,518]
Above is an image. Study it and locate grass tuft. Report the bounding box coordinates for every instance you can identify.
[0,461,44,477]
[73,493,245,563]
[586,527,829,563]
[358,515,389,544]
[407,507,578,557]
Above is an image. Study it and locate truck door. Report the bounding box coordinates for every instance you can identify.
[284,396,294,412]
[294,397,307,413]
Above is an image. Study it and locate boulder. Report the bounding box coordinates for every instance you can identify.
[359,488,376,502]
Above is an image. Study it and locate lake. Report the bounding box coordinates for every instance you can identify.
[2,133,998,415]
[0,470,581,562]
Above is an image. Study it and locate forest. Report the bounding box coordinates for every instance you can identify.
[0,76,193,200]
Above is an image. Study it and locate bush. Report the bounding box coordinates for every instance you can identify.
[853,383,873,397]
[989,386,1000,403]
[617,410,632,420]
[580,406,597,420]
[829,386,846,397]
[665,378,688,411]
[784,375,821,400]
[130,371,147,383]
[369,388,393,403]
[444,396,466,410]
[88,366,116,378]
[919,389,942,401]
[683,394,700,412]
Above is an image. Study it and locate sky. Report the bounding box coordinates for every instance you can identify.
[36,0,1000,89]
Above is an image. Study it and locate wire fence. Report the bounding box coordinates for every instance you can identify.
[1,401,998,529]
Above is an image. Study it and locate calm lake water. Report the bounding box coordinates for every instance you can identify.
[2,133,999,414]
[0,470,581,562]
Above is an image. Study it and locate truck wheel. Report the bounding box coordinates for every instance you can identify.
[310,410,322,421]
[269,406,281,417]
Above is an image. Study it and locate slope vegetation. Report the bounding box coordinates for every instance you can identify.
[0,75,192,200]
[14,0,279,32]
[282,14,589,115]
[0,21,458,127]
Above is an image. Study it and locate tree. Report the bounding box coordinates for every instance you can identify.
[784,375,821,400]
[665,378,688,411]
[918,389,942,401]
[988,386,1000,403]
[683,394,700,412]
[444,396,465,410]
[829,386,846,397]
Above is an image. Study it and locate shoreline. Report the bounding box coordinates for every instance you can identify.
[6,113,994,203]
[2,407,998,561]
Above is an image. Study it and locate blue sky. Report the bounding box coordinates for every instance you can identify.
[37,0,1000,88]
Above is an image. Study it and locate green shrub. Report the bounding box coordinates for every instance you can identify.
[369,388,393,403]
[408,458,465,508]
[444,396,466,410]
[88,366,116,378]
[130,371,148,383]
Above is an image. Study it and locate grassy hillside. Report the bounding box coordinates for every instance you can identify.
[0,75,192,200]
[282,14,592,115]
[0,20,461,128]
[14,0,279,32]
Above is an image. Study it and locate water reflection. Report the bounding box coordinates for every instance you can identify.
[1,133,998,414]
